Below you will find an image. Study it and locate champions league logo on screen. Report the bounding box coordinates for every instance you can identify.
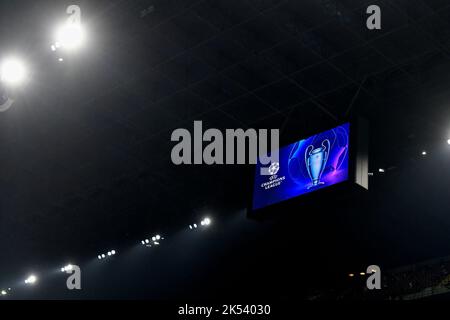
[253,123,350,210]
[260,162,286,191]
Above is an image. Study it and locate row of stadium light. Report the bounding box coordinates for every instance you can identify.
[97,250,117,260]
[189,217,212,230]
[374,142,450,175]
[141,234,163,247]
[0,216,213,298]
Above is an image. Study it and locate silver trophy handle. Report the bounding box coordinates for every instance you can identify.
[322,139,331,172]
[305,145,314,181]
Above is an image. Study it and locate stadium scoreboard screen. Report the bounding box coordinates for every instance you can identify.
[250,120,368,217]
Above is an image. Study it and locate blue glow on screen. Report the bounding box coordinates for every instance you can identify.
[252,123,350,210]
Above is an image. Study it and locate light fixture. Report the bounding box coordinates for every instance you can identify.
[348,273,354,277]
[378,168,385,173]
[360,272,365,276]
[422,151,427,156]
[61,264,73,272]
[111,250,116,255]
[98,255,102,260]
[447,139,450,145]
[25,275,37,285]
[202,218,211,226]
[0,57,27,86]
[1,290,7,296]
[155,235,161,240]
[55,22,85,50]
[101,254,106,258]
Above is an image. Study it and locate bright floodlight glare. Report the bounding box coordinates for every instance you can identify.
[193,224,197,228]
[447,139,450,145]
[101,254,106,258]
[1,58,26,86]
[203,218,211,226]
[25,275,37,285]
[61,267,65,272]
[378,168,385,173]
[111,250,116,255]
[189,225,193,229]
[55,23,85,50]
[98,255,102,260]
[155,235,161,240]
[145,239,150,244]
[1,290,7,295]
[422,151,427,156]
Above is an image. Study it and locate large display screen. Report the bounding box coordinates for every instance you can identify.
[252,123,350,210]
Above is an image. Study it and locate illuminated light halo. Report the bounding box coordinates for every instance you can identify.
[0,57,27,86]
[54,22,86,51]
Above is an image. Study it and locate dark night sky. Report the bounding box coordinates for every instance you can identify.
[2,0,450,299]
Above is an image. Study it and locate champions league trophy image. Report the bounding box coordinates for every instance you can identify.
[305,139,330,189]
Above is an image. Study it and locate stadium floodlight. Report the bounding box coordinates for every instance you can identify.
[359,272,365,276]
[152,237,156,242]
[145,239,150,244]
[111,250,116,255]
[348,273,354,277]
[1,290,7,296]
[24,275,37,285]
[193,224,197,229]
[55,22,85,51]
[203,218,211,226]
[0,58,27,86]
[107,251,112,256]
[155,235,161,240]
[378,168,385,173]
[98,255,102,260]
[101,254,106,258]
[189,225,193,230]
[447,139,450,145]
[422,151,427,156]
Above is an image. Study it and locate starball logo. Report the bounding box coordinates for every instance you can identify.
[260,162,286,190]
[171,121,279,175]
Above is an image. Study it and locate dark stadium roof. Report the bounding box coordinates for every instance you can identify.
[2,0,450,298]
